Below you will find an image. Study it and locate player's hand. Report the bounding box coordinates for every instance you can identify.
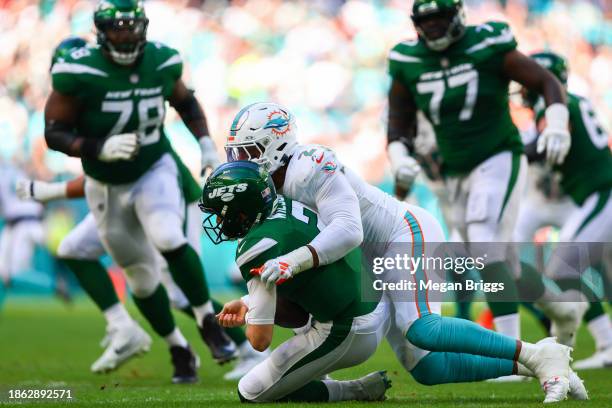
[200,136,221,176]
[537,127,571,165]
[251,259,294,289]
[216,299,248,328]
[98,133,139,162]
[537,103,571,166]
[393,156,421,193]
[16,180,67,203]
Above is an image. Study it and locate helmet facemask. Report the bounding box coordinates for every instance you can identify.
[412,3,466,51]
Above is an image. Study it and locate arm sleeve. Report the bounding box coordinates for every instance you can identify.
[245,278,276,325]
[308,167,363,266]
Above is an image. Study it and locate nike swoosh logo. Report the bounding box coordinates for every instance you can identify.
[315,153,324,164]
[114,344,131,355]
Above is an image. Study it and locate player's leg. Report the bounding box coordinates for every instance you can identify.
[133,155,235,363]
[57,212,150,372]
[0,224,14,286]
[238,302,391,403]
[551,189,612,368]
[85,177,197,383]
[463,151,527,340]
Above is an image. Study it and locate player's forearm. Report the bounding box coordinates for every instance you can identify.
[172,91,211,139]
[387,80,418,150]
[45,121,101,158]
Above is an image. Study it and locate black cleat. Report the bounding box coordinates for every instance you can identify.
[199,314,237,365]
[170,345,199,384]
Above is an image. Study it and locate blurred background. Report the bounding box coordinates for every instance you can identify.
[0,0,610,300]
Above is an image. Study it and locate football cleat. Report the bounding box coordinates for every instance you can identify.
[522,337,571,403]
[198,314,237,364]
[486,375,531,383]
[223,342,270,381]
[91,323,151,373]
[567,369,588,400]
[573,344,612,370]
[353,370,392,401]
[170,345,200,384]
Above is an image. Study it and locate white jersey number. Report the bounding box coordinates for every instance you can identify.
[291,201,325,232]
[101,96,165,146]
[417,69,479,125]
[579,99,608,150]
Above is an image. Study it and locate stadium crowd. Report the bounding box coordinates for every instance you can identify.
[0,0,609,184]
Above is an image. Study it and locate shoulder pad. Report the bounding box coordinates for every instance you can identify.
[290,145,341,185]
[389,39,424,64]
[465,21,516,55]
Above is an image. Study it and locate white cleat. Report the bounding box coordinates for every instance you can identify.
[573,344,612,370]
[353,371,392,401]
[549,300,589,347]
[522,337,572,403]
[91,323,152,373]
[486,375,531,383]
[567,369,588,400]
[223,343,270,381]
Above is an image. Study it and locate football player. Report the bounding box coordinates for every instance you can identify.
[385,0,572,342]
[205,161,587,403]
[224,103,582,402]
[43,0,234,380]
[522,51,612,370]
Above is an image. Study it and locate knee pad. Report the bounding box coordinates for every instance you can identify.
[410,354,442,386]
[145,212,187,252]
[238,373,268,403]
[123,262,160,298]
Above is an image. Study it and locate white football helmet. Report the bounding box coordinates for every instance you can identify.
[225,102,298,173]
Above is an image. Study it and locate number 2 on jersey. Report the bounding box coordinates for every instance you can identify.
[102,96,165,146]
[417,69,479,125]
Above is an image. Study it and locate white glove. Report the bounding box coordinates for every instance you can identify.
[16,180,67,203]
[98,133,139,162]
[388,141,421,191]
[252,246,314,288]
[414,111,437,156]
[537,103,571,165]
[199,136,221,176]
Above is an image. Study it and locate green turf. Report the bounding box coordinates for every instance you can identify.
[0,299,609,407]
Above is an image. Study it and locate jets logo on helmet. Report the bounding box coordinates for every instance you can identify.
[225,102,298,173]
[207,183,248,202]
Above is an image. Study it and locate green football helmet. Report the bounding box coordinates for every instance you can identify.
[523,51,569,107]
[411,0,466,51]
[94,0,148,65]
[50,37,87,70]
[199,161,277,244]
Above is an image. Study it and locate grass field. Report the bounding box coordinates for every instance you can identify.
[0,299,610,407]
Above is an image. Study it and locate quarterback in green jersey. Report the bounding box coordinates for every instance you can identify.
[203,161,394,403]
[43,0,235,380]
[386,0,571,342]
[523,51,612,371]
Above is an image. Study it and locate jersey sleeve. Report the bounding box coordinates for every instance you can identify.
[154,43,183,82]
[245,278,276,325]
[51,47,106,96]
[236,236,282,282]
[388,41,419,83]
[473,21,517,55]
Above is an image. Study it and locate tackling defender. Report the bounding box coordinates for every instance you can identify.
[43,0,234,379]
[223,102,583,402]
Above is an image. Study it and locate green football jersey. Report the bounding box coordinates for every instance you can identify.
[51,42,183,184]
[389,21,523,175]
[169,148,200,204]
[535,93,612,205]
[237,196,377,323]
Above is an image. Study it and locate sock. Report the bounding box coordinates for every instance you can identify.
[213,299,247,345]
[493,313,520,339]
[410,352,514,384]
[164,327,189,348]
[516,261,546,300]
[103,302,132,328]
[132,284,176,337]
[63,258,118,311]
[279,381,329,402]
[161,244,210,308]
[406,314,519,360]
[480,262,519,317]
[192,300,214,327]
[587,314,612,350]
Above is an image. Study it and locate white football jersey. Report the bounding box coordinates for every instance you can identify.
[281,144,405,246]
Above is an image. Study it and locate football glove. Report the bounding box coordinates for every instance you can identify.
[537,103,571,166]
[98,133,139,162]
[16,180,67,203]
[251,246,314,289]
[388,141,421,192]
[199,136,221,176]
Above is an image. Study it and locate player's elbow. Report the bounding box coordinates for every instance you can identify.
[246,326,272,352]
[344,218,364,249]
